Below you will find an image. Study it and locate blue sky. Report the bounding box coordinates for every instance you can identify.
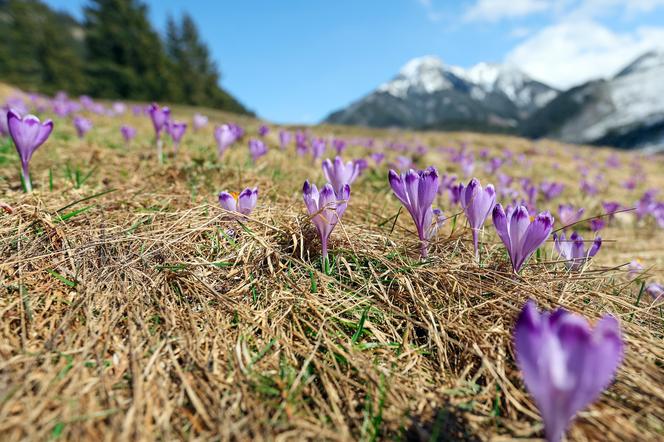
[43,0,664,124]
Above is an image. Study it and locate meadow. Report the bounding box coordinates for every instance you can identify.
[0,82,663,441]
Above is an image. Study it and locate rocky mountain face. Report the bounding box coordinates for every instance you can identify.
[522,50,664,150]
[324,56,558,132]
[325,51,664,150]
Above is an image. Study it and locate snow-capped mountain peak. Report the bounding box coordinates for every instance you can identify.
[378,55,452,98]
[615,49,664,78]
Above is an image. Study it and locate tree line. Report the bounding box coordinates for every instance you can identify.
[0,0,252,115]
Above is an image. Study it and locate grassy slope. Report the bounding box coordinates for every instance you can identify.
[0,84,663,441]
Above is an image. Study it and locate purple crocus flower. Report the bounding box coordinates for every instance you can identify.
[322,156,360,194]
[248,139,268,162]
[0,106,9,137]
[295,131,308,156]
[73,116,92,139]
[219,187,258,216]
[311,138,327,160]
[112,102,126,116]
[279,130,292,150]
[7,110,53,192]
[302,181,350,261]
[391,155,412,171]
[601,201,621,220]
[258,124,269,137]
[540,181,565,201]
[459,178,496,259]
[370,152,385,165]
[589,218,606,232]
[147,103,170,138]
[645,282,664,304]
[388,167,445,258]
[120,125,136,145]
[492,204,554,273]
[553,232,602,270]
[332,138,346,154]
[627,259,644,280]
[514,300,623,442]
[192,113,208,131]
[558,204,585,228]
[148,103,170,164]
[167,121,187,153]
[449,184,462,205]
[214,124,236,159]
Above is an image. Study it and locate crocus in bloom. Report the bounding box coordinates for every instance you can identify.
[7,110,53,192]
[120,125,136,145]
[73,116,92,139]
[514,300,623,442]
[302,181,350,261]
[279,130,292,150]
[590,218,606,232]
[333,138,346,154]
[322,156,360,194]
[558,204,585,228]
[148,103,170,139]
[214,124,236,158]
[219,187,258,216]
[311,138,327,160]
[148,103,170,163]
[540,181,564,201]
[248,139,268,162]
[388,167,445,258]
[459,178,496,259]
[553,231,602,270]
[258,125,269,137]
[192,113,208,130]
[167,121,187,153]
[492,204,554,273]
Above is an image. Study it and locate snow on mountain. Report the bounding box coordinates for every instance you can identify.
[328,55,559,130]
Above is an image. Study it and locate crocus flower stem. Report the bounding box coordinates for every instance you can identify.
[22,165,32,192]
[472,228,479,261]
[157,138,163,164]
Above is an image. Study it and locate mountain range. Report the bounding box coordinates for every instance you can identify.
[324,51,664,150]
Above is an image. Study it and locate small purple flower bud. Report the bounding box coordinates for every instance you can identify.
[303,181,350,260]
[7,110,53,192]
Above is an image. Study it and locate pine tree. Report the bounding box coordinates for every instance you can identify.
[83,0,176,100]
[0,0,87,94]
[165,13,251,114]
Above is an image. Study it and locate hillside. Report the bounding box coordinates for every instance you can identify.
[1,84,663,441]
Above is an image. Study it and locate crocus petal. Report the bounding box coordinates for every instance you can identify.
[219,192,237,212]
[238,187,258,215]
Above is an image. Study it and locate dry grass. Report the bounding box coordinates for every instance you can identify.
[0,85,663,441]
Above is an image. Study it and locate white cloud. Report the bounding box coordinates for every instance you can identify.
[506,19,664,88]
[510,27,532,38]
[464,0,554,22]
[417,0,443,22]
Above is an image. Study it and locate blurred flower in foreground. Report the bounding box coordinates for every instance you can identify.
[120,125,136,145]
[219,187,258,216]
[7,110,53,192]
[248,139,268,162]
[492,204,553,273]
[303,181,350,261]
[514,300,623,442]
[459,178,496,260]
[389,167,444,258]
[214,124,237,159]
[322,157,360,194]
[553,231,602,270]
[192,113,208,131]
[558,204,585,228]
[73,116,92,139]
